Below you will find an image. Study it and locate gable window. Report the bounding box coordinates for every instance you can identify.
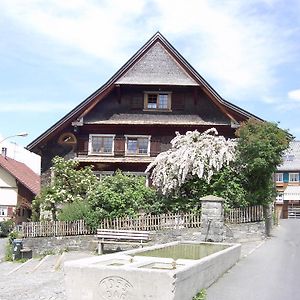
[58,132,77,145]
[89,134,115,155]
[144,92,171,110]
[125,135,150,156]
[289,173,299,182]
[275,173,283,182]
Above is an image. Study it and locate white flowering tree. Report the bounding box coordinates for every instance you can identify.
[146,128,236,195]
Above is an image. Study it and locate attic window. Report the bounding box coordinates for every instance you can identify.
[144,92,171,111]
[58,133,77,145]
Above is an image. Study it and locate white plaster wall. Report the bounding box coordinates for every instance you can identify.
[0,167,17,206]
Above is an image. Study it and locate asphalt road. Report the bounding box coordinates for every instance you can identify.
[207,219,300,300]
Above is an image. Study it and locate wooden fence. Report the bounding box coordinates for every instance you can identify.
[225,205,264,224]
[21,206,264,238]
[21,219,94,238]
[21,213,201,238]
[98,213,201,231]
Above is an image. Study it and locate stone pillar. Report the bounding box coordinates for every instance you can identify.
[200,195,225,242]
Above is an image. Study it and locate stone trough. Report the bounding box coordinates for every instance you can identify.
[64,241,241,300]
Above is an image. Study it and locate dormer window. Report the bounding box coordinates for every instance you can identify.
[144,92,171,111]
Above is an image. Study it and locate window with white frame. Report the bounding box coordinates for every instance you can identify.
[144,92,171,110]
[125,135,150,156]
[275,173,283,182]
[0,206,8,216]
[276,192,284,202]
[89,134,115,155]
[289,173,299,182]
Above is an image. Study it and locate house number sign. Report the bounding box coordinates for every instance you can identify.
[98,276,133,300]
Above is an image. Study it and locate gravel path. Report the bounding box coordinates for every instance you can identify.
[0,252,94,300]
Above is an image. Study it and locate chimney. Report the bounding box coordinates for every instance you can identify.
[1,147,7,158]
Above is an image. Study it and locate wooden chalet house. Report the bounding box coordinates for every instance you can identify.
[27,32,261,184]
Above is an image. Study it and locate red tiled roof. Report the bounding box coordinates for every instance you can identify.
[0,155,40,195]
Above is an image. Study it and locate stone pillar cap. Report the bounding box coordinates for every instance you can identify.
[200,195,224,202]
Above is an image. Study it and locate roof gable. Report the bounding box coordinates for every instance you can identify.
[0,156,40,195]
[116,42,198,86]
[27,32,262,151]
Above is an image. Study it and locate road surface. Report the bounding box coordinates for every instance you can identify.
[207,219,300,300]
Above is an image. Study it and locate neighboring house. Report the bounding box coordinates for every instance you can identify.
[275,141,300,218]
[27,32,262,185]
[0,148,40,224]
[0,139,41,175]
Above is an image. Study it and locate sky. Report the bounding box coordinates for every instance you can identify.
[0,0,300,147]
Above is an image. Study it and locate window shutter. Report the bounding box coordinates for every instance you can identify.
[172,93,184,110]
[114,136,125,156]
[150,138,161,156]
[77,138,88,155]
[131,95,143,110]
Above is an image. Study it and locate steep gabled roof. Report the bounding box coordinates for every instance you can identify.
[27,32,262,151]
[0,155,40,195]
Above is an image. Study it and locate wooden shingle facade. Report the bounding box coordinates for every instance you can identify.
[27,32,261,184]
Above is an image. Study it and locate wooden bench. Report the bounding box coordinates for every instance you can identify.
[96,229,150,254]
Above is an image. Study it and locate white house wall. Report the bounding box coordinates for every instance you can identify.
[0,167,18,206]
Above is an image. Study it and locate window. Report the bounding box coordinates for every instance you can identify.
[275,173,283,182]
[276,192,284,202]
[0,206,7,216]
[289,173,299,182]
[283,155,295,162]
[125,136,150,156]
[58,132,77,145]
[144,92,171,110]
[89,134,115,155]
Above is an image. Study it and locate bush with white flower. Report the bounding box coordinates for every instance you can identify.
[146,128,236,194]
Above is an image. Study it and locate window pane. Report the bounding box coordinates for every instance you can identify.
[158,94,168,109]
[91,136,102,153]
[147,94,157,109]
[103,137,113,153]
[91,136,113,154]
[127,139,137,154]
[138,138,149,154]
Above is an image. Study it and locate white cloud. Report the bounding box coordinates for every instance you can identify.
[0,100,75,112]
[288,89,300,101]
[1,0,146,65]
[152,0,297,100]
[0,0,299,102]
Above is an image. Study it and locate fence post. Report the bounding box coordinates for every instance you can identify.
[200,195,225,242]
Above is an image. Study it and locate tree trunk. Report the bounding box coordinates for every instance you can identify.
[263,203,273,237]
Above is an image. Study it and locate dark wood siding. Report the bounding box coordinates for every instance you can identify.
[114,136,125,156]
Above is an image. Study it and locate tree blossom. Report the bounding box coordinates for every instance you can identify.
[146,128,236,194]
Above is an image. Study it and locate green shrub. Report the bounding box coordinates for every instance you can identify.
[58,200,92,222]
[0,220,14,237]
[86,171,157,229]
[4,231,19,261]
[193,289,207,300]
